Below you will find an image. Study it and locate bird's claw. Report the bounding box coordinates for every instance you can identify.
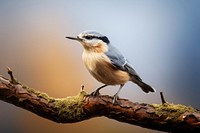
[90,90,100,96]
[112,95,120,105]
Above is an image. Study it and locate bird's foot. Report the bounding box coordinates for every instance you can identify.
[90,85,107,96]
[112,94,120,105]
[90,90,100,96]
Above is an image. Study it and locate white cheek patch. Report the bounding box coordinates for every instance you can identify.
[94,40,102,47]
[86,39,101,47]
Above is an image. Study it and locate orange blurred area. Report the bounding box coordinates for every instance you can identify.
[0,18,87,96]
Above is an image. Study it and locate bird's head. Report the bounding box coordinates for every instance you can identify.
[66,31,110,52]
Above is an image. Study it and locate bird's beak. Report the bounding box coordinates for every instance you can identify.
[66,36,82,41]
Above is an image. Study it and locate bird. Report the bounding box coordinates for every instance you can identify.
[66,30,155,104]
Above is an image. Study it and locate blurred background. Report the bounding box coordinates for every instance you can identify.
[0,0,200,133]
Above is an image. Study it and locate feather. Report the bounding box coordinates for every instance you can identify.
[105,44,141,80]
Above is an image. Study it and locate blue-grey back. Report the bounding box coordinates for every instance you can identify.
[105,44,142,81]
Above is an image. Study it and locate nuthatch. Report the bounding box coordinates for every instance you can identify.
[66,31,155,104]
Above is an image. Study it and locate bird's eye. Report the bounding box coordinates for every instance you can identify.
[84,36,93,40]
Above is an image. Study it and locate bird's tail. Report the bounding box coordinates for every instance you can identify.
[131,78,155,93]
[138,81,155,93]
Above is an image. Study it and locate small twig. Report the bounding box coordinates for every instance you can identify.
[81,84,84,91]
[6,67,18,84]
[160,92,166,104]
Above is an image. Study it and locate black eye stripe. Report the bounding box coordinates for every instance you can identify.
[84,35,110,44]
[84,36,93,40]
[97,36,110,44]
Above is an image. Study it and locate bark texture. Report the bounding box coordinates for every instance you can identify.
[0,72,200,133]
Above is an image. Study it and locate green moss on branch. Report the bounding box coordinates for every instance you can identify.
[54,91,88,122]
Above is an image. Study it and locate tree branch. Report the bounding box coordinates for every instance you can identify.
[0,71,200,132]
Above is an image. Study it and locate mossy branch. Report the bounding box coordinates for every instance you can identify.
[0,70,200,132]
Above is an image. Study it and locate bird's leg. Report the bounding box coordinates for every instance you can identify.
[90,84,108,96]
[113,84,124,104]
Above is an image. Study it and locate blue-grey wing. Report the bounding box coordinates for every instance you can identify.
[105,44,142,81]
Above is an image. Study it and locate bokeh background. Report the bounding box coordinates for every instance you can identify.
[0,0,200,133]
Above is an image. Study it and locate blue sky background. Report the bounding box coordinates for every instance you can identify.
[0,0,200,133]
